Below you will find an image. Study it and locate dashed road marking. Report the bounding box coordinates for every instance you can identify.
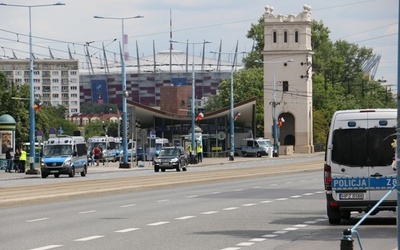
[262,234,278,238]
[201,211,219,215]
[114,228,140,233]
[176,216,196,220]
[157,199,169,202]
[237,242,255,246]
[74,235,105,241]
[223,207,239,211]
[79,210,96,214]
[147,221,170,226]
[275,198,289,201]
[120,204,136,208]
[187,195,199,198]
[26,218,49,223]
[29,245,63,250]
[242,203,257,207]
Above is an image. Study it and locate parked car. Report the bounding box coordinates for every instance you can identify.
[118,147,144,162]
[153,146,187,172]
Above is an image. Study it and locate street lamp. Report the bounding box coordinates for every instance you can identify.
[0,2,65,174]
[94,15,144,168]
[210,50,246,161]
[170,40,211,163]
[257,59,293,157]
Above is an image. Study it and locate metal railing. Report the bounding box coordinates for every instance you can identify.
[340,184,398,250]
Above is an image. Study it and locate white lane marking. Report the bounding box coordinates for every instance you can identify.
[260,200,273,204]
[294,224,308,228]
[275,198,289,201]
[212,191,221,194]
[74,235,105,241]
[201,211,219,215]
[237,242,255,246]
[147,221,170,226]
[26,218,49,223]
[187,195,199,198]
[176,216,196,220]
[242,203,257,207]
[222,207,239,211]
[234,189,243,192]
[262,234,277,238]
[157,199,169,202]
[253,186,261,189]
[270,184,278,186]
[220,248,240,250]
[29,245,63,250]
[79,210,96,214]
[283,227,299,231]
[114,228,140,233]
[120,204,136,208]
[303,193,314,196]
[273,230,288,234]
[250,238,266,242]
[304,221,317,224]
[290,195,302,198]
[316,218,328,222]
[286,181,293,184]
[315,191,324,194]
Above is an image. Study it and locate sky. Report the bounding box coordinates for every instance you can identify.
[0,0,398,91]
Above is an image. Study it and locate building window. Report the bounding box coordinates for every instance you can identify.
[52,86,59,91]
[52,79,59,84]
[295,31,299,43]
[52,93,59,98]
[284,31,288,43]
[273,31,277,43]
[283,81,289,92]
[71,93,78,98]
[52,71,59,76]
[70,71,77,75]
[70,86,78,90]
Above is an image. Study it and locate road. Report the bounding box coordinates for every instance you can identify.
[0,154,397,250]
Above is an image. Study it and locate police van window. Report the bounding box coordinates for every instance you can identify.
[332,128,367,166]
[367,128,395,166]
[332,128,395,167]
[76,144,87,156]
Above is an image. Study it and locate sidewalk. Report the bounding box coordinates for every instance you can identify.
[0,152,324,180]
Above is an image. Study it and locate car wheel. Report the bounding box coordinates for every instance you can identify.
[154,166,160,172]
[256,152,261,157]
[54,174,60,178]
[327,204,341,225]
[69,167,75,177]
[161,168,166,172]
[176,162,181,172]
[81,166,87,177]
[41,172,48,178]
[243,152,248,157]
[183,160,187,171]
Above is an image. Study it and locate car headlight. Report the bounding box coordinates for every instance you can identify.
[154,158,161,163]
[171,157,179,163]
[63,160,71,167]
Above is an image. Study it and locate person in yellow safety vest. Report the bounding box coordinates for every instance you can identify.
[196,144,202,163]
[19,147,27,173]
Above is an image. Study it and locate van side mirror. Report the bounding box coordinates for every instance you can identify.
[73,151,77,156]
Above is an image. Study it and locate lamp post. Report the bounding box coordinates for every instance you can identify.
[210,50,246,161]
[94,15,143,167]
[257,59,293,157]
[0,2,65,174]
[170,40,210,163]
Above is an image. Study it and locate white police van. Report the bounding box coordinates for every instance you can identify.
[41,135,88,178]
[324,109,397,224]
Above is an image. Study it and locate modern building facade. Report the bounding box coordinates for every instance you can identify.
[0,59,80,116]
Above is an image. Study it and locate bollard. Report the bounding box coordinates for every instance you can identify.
[340,228,353,250]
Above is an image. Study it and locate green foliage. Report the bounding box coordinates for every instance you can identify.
[0,72,79,143]
[81,102,119,114]
[84,120,107,139]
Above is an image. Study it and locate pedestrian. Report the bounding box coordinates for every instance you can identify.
[19,147,27,173]
[89,147,95,166]
[196,144,203,163]
[13,148,20,173]
[5,147,12,172]
[93,145,101,166]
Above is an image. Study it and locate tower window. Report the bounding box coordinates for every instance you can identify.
[284,31,288,43]
[273,31,277,43]
[283,81,289,92]
[295,31,299,43]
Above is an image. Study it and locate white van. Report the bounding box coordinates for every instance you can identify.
[41,135,88,178]
[324,109,397,224]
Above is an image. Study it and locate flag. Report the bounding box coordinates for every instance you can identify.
[34,100,42,112]
[195,112,204,121]
[234,112,241,121]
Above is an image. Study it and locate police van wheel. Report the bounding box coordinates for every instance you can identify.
[54,174,60,178]
[81,167,87,177]
[69,168,75,177]
[328,217,341,225]
[154,166,160,172]
[257,152,261,157]
[41,173,48,178]
[243,152,248,157]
